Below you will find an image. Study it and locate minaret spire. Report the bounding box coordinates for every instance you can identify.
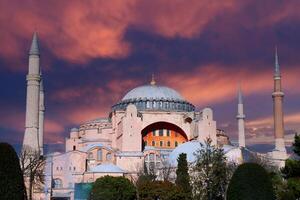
[150,74,156,85]
[275,46,280,77]
[236,83,245,148]
[23,32,42,153]
[29,32,40,56]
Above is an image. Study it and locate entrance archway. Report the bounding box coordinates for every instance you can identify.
[141,122,188,151]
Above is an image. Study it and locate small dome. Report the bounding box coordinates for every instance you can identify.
[122,85,184,101]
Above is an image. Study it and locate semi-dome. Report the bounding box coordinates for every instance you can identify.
[168,140,242,166]
[112,81,195,112]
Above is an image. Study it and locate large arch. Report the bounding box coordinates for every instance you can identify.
[141,121,188,150]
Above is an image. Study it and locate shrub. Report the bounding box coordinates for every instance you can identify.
[227,163,275,200]
[90,176,136,200]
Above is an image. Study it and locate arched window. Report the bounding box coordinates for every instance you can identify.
[97,149,102,161]
[160,141,163,147]
[152,141,155,146]
[106,153,112,161]
[167,141,171,147]
[175,141,178,147]
[53,178,62,188]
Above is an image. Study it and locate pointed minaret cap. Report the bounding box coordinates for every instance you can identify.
[150,74,156,85]
[274,46,280,77]
[238,83,243,104]
[29,32,40,56]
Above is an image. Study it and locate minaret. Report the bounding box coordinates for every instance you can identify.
[272,47,286,153]
[236,85,246,148]
[23,32,41,153]
[38,78,45,155]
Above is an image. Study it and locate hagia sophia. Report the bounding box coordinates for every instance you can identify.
[22,33,288,200]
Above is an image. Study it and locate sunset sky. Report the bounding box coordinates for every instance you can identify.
[0,0,299,152]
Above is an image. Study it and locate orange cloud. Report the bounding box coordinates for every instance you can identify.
[164,64,300,106]
[0,0,240,69]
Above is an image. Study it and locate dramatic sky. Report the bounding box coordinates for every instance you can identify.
[0,0,299,152]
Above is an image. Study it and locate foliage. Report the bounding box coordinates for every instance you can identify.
[227,163,275,200]
[293,133,300,156]
[0,143,26,200]
[20,146,45,200]
[192,138,230,200]
[281,159,300,179]
[90,176,136,200]
[175,153,191,197]
[279,133,300,199]
[137,180,185,200]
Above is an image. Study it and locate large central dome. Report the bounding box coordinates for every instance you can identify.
[122,85,184,101]
[112,81,195,112]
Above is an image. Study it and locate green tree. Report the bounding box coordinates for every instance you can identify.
[138,180,185,200]
[192,138,229,200]
[90,176,136,200]
[227,163,275,200]
[0,143,26,200]
[293,133,300,156]
[279,133,300,199]
[175,153,191,198]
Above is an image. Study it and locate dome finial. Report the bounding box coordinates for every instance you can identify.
[150,74,156,85]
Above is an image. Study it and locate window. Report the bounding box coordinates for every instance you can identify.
[53,179,62,188]
[73,166,76,171]
[152,130,156,136]
[88,152,93,159]
[106,153,112,161]
[160,141,163,147]
[97,149,102,161]
[73,145,76,151]
[166,130,170,137]
[175,141,178,147]
[167,141,171,147]
[149,153,154,161]
[159,129,163,136]
[152,141,155,146]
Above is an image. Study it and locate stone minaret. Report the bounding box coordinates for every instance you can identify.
[23,33,41,153]
[38,78,45,154]
[272,47,286,153]
[236,85,246,148]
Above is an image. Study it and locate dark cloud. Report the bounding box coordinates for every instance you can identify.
[0,0,299,152]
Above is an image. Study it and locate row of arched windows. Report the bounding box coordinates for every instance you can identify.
[88,149,112,161]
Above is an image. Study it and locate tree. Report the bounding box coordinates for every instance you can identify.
[279,133,300,199]
[175,153,191,198]
[293,133,300,156]
[90,176,136,200]
[227,163,275,200]
[192,138,230,200]
[0,142,26,200]
[138,180,185,200]
[20,146,45,200]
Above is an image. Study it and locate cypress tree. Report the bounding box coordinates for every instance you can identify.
[227,163,275,200]
[175,153,191,196]
[293,133,300,156]
[0,143,26,200]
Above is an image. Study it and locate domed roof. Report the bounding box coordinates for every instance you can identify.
[168,140,242,166]
[122,84,184,101]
